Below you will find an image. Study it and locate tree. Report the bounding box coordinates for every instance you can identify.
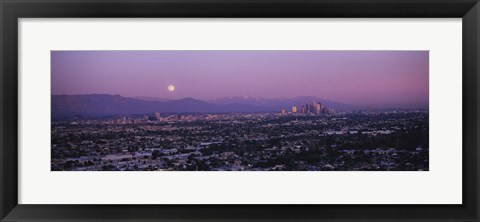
[151,150,161,159]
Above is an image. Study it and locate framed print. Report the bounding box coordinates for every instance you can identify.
[1,0,479,221]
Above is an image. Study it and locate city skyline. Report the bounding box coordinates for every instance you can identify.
[51,50,429,107]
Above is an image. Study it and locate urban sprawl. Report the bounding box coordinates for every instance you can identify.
[51,101,429,171]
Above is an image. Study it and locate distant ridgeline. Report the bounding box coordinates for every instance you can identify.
[51,94,356,120]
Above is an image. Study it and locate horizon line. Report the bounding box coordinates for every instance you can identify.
[51,93,429,108]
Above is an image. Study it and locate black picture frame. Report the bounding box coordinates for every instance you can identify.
[1,0,479,221]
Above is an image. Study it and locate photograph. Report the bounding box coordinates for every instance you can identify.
[50,50,429,171]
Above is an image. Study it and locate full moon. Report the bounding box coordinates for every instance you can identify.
[168,85,175,92]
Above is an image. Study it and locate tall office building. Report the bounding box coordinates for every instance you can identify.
[316,102,323,115]
[300,105,305,114]
[314,104,319,115]
[155,112,162,121]
[309,103,315,114]
[292,106,297,113]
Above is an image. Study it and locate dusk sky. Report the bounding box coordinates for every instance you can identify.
[51,50,428,106]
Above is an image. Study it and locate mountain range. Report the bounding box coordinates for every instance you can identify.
[51,94,356,120]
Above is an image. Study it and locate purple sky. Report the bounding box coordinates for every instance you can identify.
[51,50,428,106]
